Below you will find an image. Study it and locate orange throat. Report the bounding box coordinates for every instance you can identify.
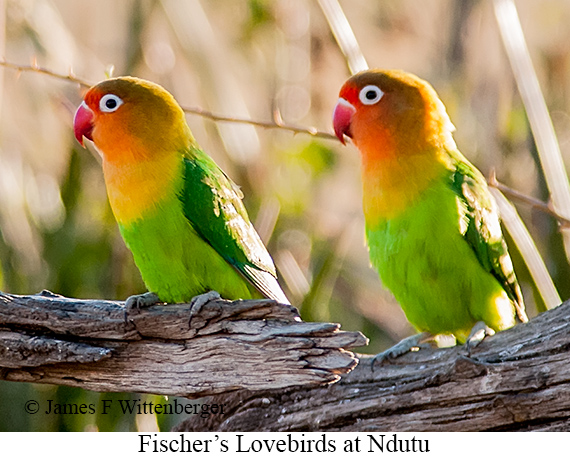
[101,152,181,225]
[359,143,446,224]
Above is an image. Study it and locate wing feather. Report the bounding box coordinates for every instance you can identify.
[449,152,527,323]
[179,150,289,304]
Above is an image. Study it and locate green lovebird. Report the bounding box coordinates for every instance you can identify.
[73,76,289,309]
[332,69,527,359]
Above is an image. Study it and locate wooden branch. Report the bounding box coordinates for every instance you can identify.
[0,290,367,398]
[175,299,570,432]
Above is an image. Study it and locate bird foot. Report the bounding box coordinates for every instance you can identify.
[465,321,495,355]
[371,332,432,370]
[189,290,222,322]
[36,289,64,298]
[125,292,161,311]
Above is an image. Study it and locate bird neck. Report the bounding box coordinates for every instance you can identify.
[102,151,182,226]
[360,144,451,224]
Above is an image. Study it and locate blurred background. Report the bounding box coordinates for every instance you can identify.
[0,0,569,431]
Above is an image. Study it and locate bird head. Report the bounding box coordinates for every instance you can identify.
[333,69,455,157]
[73,77,190,162]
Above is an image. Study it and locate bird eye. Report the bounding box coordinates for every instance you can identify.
[99,94,123,113]
[359,85,384,105]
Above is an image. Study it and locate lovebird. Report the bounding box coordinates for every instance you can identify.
[73,76,289,310]
[332,69,527,359]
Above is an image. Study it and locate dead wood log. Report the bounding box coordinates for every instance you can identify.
[0,290,367,397]
[175,299,570,432]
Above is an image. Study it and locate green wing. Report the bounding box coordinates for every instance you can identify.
[449,151,527,322]
[179,149,289,304]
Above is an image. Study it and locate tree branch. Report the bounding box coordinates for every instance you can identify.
[175,299,570,432]
[0,290,367,398]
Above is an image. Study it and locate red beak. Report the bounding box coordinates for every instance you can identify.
[73,101,94,147]
[333,98,356,145]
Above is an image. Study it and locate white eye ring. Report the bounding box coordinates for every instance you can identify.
[99,94,124,113]
[359,85,384,105]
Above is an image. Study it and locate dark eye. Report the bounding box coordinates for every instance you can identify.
[359,85,383,105]
[99,94,123,113]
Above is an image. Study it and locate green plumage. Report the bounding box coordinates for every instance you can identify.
[366,149,526,342]
[118,146,289,305]
[334,70,527,347]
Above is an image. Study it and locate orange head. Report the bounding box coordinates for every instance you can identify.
[73,77,192,164]
[333,69,455,161]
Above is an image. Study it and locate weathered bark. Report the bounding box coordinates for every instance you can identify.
[0,290,367,397]
[176,300,570,432]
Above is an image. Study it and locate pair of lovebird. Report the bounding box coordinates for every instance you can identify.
[73,69,527,360]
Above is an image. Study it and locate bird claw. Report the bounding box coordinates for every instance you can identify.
[125,292,161,311]
[36,289,63,298]
[188,290,222,324]
[123,292,161,326]
[371,332,432,371]
[465,321,495,355]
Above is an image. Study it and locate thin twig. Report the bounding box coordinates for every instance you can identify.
[181,104,338,140]
[0,59,337,141]
[488,170,570,228]
[0,59,92,87]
